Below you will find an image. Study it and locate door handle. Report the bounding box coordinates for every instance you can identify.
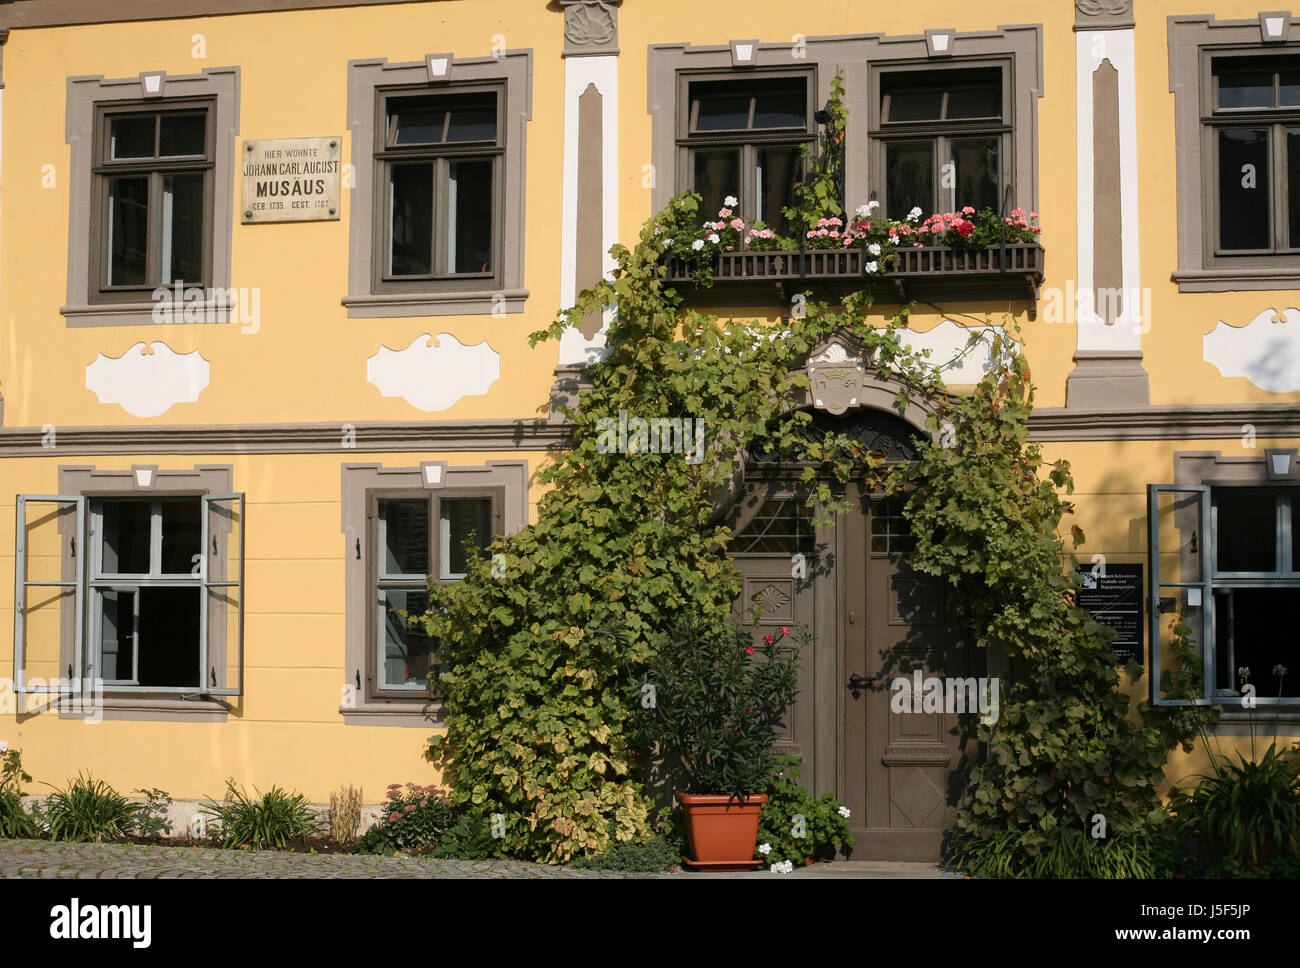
[847,673,874,699]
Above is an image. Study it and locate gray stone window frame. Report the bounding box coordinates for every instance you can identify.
[62,67,240,328]
[339,459,528,726]
[343,53,532,318]
[1167,450,1300,726]
[52,464,236,723]
[648,27,1042,221]
[1169,14,1300,291]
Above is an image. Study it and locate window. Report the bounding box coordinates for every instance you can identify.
[14,469,244,714]
[377,87,502,288]
[1207,55,1300,255]
[678,72,814,236]
[872,65,1009,219]
[1209,488,1300,699]
[344,54,532,318]
[341,460,527,724]
[370,491,498,697]
[1149,478,1300,706]
[63,68,239,327]
[93,104,214,300]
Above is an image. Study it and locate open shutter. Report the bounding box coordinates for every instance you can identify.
[1147,484,1213,706]
[200,493,244,696]
[14,496,84,694]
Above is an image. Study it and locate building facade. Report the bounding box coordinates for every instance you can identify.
[0,0,1297,859]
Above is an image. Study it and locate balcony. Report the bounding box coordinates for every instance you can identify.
[664,242,1045,318]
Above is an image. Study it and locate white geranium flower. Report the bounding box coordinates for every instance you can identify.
[867,199,880,212]
[724,195,739,208]
[0,741,8,753]
[707,233,720,244]
[865,261,879,273]
[1274,664,1289,678]
[757,842,772,855]
[770,860,794,874]
[663,239,673,246]
[907,206,923,222]
[837,805,851,818]
[855,204,870,217]
[867,243,882,256]
[692,239,705,251]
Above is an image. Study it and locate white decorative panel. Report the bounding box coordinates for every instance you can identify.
[897,320,1015,382]
[85,342,210,417]
[366,333,500,412]
[1203,308,1300,393]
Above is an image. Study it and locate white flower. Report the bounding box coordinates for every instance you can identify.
[770,860,794,874]
[691,239,705,251]
[663,239,673,246]
[838,805,851,818]
[757,842,772,855]
[707,233,720,244]
[724,195,739,208]
[867,199,880,213]
[855,203,870,217]
[867,243,882,256]
[865,261,879,273]
[1274,664,1289,678]
[0,741,7,753]
[907,206,923,222]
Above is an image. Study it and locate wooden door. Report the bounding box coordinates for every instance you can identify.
[840,485,976,860]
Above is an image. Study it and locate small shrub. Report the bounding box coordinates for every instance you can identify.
[428,809,507,860]
[753,757,853,868]
[44,773,138,843]
[570,835,679,872]
[329,784,363,844]
[201,780,322,850]
[945,827,1158,879]
[132,788,173,838]
[0,743,37,839]
[354,782,453,854]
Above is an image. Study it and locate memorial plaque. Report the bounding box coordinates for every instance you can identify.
[241,137,341,223]
[1076,563,1144,664]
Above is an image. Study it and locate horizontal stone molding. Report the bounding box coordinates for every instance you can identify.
[1029,404,1300,441]
[0,419,569,456]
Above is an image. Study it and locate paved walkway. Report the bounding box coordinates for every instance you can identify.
[0,840,958,879]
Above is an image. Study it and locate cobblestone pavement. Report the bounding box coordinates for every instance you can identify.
[0,839,957,878]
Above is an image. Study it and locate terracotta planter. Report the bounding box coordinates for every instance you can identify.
[675,791,768,871]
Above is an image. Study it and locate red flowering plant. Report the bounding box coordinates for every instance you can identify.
[354,781,455,854]
[627,615,807,799]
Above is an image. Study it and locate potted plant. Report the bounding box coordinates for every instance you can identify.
[754,756,854,871]
[631,616,805,870]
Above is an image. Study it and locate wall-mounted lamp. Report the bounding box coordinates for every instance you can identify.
[730,39,759,67]
[426,52,453,82]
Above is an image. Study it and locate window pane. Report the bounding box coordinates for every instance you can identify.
[1216,588,1300,697]
[692,149,741,219]
[1282,70,1300,106]
[159,114,206,156]
[110,116,155,159]
[951,138,999,214]
[106,177,149,286]
[379,588,433,689]
[446,93,497,142]
[692,82,751,131]
[1217,71,1275,109]
[1215,491,1277,572]
[138,587,201,688]
[756,145,802,235]
[947,85,1001,119]
[440,498,492,579]
[886,141,933,219]
[389,163,433,275]
[752,82,806,129]
[391,97,447,145]
[448,159,494,274]
[97,589,136,682]
[160,499,201,575]
[885,90,943,123]
[1218,128,1271,250]
[380,499,428,577]
[100,499,152,575]
[1289,128,1300,248]
[162,173,204,286]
